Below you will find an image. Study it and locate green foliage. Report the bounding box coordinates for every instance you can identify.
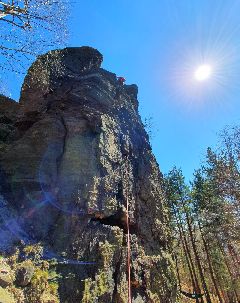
[82,270,110,303]
[23,244,44,262]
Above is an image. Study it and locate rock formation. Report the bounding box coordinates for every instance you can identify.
[0,47,176,302]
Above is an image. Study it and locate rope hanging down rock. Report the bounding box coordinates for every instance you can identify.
[125,156,132,303]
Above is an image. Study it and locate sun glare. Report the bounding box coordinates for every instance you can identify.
[194,64,212,81]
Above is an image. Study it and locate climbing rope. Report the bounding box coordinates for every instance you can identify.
[126,180,132,303]
[125,157,132,303]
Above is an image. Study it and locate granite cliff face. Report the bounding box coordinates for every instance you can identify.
[0,47,176,302]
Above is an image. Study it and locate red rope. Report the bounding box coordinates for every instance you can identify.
[126,167,132,303]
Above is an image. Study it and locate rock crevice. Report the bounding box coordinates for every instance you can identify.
[56,115,68,178]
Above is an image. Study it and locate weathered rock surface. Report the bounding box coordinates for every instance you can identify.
[15,263,34,286]
[0,46,176,302]
[0,95,20,151]
[0,262,13,288]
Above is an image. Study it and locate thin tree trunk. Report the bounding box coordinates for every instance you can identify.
[198,222,224,303]
[216,237,240,302]
[185,210,212,303]
[174,254,183,290]
[227,243,240,267]
[179,226,199,295]
[226,291,235,303]
[180,225,203,298]
[173,208,203,303]
[220,288,229,303]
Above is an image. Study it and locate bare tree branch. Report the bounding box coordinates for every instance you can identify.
[0,0,70,74]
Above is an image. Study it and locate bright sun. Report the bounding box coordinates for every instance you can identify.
[194,64,212,81]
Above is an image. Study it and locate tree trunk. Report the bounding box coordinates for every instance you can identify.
[216,237,240,302]
[220,288,229,303]
[198,222,224,303]
[179,226,200,297]
[227,243,240,268]
[173,207,203,303]
[185,210,212,303]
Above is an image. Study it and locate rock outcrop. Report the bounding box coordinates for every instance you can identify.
[0,47,176,302]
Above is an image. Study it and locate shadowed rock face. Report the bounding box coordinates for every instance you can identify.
[0,47,176,302]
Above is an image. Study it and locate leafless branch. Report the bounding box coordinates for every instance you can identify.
[0,0,69,74]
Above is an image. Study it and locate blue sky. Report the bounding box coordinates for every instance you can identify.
[2,0,240,180]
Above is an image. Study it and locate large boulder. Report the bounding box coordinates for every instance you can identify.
[0,47,176,302]
[15,263,35,287]
[0,262,13,288]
